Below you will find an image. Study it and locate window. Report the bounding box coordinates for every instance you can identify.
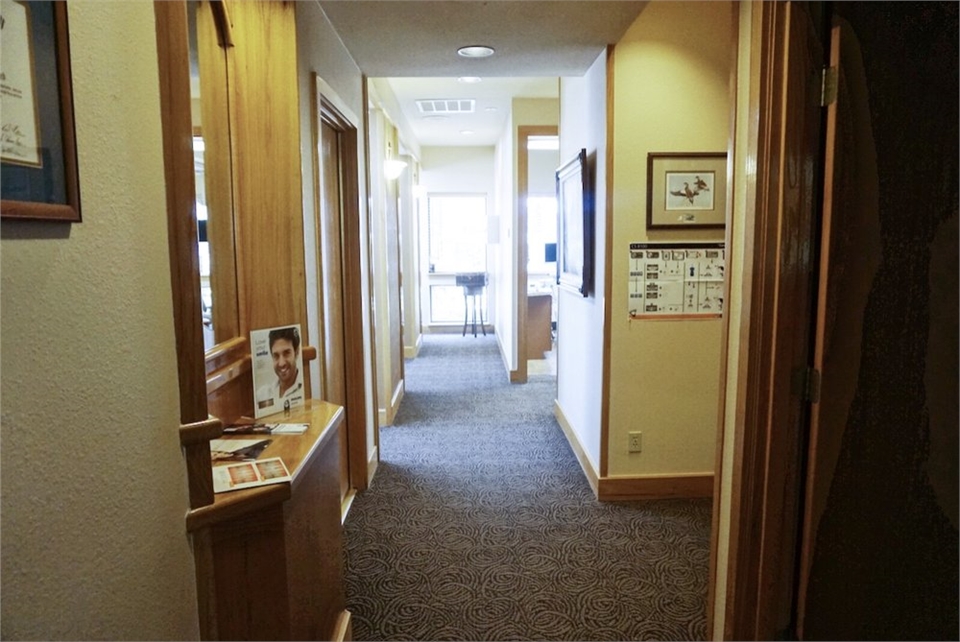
[426,194,487,273]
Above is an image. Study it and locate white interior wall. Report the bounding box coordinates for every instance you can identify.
[557,50,609,474]
[495,113,517,371]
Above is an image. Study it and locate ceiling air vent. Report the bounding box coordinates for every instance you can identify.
[416,99,476,115]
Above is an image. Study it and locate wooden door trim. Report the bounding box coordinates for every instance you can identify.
[154,0,207,425]
[722,3,790,636]
[706,3,742,635]
[717,2,826,639]
[516,125,558,383]
[314,73,372,492]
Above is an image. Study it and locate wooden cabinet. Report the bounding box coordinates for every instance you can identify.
[187,401,350,641]
[526,293,553,360]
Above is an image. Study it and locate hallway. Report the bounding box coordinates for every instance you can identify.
[343,334,711,640]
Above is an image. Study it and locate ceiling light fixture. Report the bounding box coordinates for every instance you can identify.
[460,130,475,136]
[457,45,495,58]
[458,76,482,84]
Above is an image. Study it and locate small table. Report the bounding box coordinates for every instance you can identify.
[455,272,487,337]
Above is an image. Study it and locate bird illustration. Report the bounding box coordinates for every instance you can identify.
[694,175,709,192]
[669,181,697,205]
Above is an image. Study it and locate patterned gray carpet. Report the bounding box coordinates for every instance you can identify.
[344,334,711,641]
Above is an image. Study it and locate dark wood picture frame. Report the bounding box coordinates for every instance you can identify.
[1,1,81,222]
[555,148,593,297]
[647,152,727,230]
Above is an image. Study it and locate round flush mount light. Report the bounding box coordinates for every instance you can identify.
[458,76,482,84]
[457,45,495,58]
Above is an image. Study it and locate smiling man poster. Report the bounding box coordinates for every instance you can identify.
[251,324,305,419]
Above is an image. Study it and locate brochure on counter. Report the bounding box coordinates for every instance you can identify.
[211,457,292,494]
[222,422,310,435]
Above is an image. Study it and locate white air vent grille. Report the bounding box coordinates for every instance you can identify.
[416,99,476,115]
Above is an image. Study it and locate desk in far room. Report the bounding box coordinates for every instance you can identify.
[526,292,553,360]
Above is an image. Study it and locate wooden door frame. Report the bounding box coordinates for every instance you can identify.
[515,125,558,383]
[709,1,828,639]
[313,74,373,493]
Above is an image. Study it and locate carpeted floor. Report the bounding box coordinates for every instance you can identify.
[343,334,711,641]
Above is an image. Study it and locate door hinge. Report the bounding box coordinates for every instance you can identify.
[792,366,822,403]
[821,66,838,106]
[803,367,822,403]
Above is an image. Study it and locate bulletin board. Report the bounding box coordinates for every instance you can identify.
[627,242,725,319]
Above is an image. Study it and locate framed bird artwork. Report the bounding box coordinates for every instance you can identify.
[646,152,727,229]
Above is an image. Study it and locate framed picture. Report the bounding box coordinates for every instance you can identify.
[647,152,727,229]
[556,148,593,297]
[1,0,81,222]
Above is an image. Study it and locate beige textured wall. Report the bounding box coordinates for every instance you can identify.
[0,3,199,639]
[607,1,732,476]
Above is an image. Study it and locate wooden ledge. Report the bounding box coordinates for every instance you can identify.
[186,482,291,532]
[185,399,344,531]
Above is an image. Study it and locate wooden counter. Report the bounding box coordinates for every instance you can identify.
[187,400,349,641]
[526,293,553,360]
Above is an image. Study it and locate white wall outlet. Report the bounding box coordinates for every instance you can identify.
[628,431,642,453]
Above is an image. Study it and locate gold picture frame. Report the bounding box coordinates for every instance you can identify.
[1,1,81,222]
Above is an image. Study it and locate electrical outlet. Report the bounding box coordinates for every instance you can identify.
[628,431,642,453]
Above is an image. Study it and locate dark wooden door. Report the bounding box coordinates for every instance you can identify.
[319,119,351,503]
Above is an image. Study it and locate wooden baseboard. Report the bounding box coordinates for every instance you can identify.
[366,446,379,486]
[597,473,714,501]
[553,400,600,497]
[378,379,405,426]
[340,488,357,524]
[332,609,352,642]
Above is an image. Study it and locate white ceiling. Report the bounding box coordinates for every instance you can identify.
[317,1,648,147]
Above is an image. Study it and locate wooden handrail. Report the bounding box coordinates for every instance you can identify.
[180,416,224,446]
[179,416,223,509]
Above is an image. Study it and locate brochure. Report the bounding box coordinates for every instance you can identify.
[222,422,310,435]
[210,438,273,463]
[250,323,306,419]
[211,457,292,494]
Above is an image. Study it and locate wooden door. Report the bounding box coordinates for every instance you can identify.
[719,2,828,639]
[319,120,351,503]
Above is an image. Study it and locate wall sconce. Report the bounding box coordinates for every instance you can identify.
[383,159,407,180]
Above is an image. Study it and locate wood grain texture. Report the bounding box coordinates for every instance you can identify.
[318,82,373,493]
[188,400,346,639]
[210,503,291,641]
[196,0,241,346]
[598,474,714,501]
[228,0,308,364]
[723,3,825,639]
[154,0,208,424]
[318,119,351,503]
[599,44,616,481]
[526,293,552,359]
